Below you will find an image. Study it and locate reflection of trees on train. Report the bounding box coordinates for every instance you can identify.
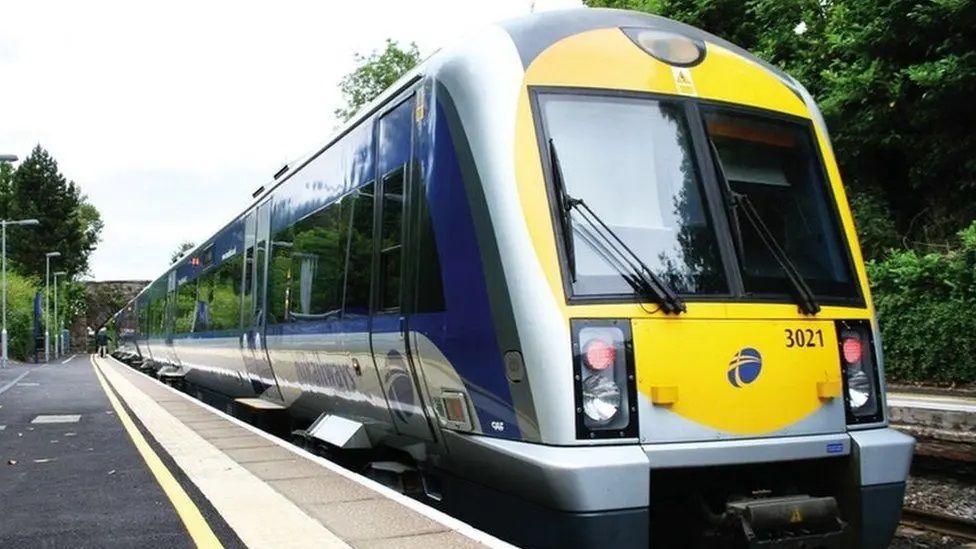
[267,184,375,324]
[655,107,725,295]
[174,254,244,334]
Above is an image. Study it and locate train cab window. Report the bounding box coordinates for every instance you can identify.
[343,184,375,317]
[537,91,728,299]
[703,110,857,299]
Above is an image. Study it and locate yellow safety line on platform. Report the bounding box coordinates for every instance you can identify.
[90,355,223,549]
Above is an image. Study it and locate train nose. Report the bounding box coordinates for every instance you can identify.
[632,319,847,443]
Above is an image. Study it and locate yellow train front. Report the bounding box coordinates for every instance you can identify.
[434,9,915,548]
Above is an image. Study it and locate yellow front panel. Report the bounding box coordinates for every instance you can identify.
[634,319,842,435]
[510,25,870,440]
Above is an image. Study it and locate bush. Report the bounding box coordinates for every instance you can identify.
[4,272,41,361]
[868,221,976,384]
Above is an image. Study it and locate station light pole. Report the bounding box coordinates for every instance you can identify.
[53,271,67,359]
[44,251,60,362]
[1,218,40,367]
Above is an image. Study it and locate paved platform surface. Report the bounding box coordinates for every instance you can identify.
[0,357,198,547]
[0,355,505,548]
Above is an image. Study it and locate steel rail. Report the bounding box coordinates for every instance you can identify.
[901,507,976,541]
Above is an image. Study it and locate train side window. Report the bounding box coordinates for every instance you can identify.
[174,279,196,334]
[241,247,255,327]
[210,254,243,331]
[278,198,349,322]
[194,273,213,333]
[342,183,374,317]
[378,170,404,312]
[267,225,293,325]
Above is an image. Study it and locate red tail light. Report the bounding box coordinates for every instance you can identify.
[584,339,616,371]
[842,336,862,364]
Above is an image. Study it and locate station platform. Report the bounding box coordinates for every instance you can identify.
[888,390,976,463]
[0,354,508,548]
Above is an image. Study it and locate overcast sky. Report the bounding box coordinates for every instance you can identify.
[0,0,582,281]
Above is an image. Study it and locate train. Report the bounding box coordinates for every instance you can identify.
[108,8,915,548]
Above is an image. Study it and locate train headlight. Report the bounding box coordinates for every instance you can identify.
[572,320,638,439]
[836,321,884,424]
[582,373,621,424]
[621,27,706,67]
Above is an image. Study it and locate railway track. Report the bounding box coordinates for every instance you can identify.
[901,507,976,542]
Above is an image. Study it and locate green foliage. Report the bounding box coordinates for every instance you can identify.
[5,272,40,361]
[334,39,421,122]
[0,162,14,218]
[868,221,976,383]
[5,145,102,277]
[848,190,900,260]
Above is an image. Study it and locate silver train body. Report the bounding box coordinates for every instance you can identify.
[110,9,914,547]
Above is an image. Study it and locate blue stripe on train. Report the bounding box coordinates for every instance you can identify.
[167,96,520,440]
[415,100,519,439]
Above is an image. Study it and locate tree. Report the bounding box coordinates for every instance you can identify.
[0,161,14,219]
[6,145,102,277]
[171,241,195,264]
[334,39,421,122]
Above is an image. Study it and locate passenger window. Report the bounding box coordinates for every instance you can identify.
[241,247,255,327]
[210,254,243,331]
[174,279,196,334]
[379,171,404,312]
[343,183,375,317]
[267,197,353,324]
[289,198,348,320]
[267,226,293,325]
[194,274,213,333]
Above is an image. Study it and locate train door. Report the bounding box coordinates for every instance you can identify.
[240,201,284,402]
[370,94,435,442]
[164,270,180,365]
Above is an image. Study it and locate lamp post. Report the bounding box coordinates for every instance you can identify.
[44,251,60,362]
[53,271,67,359]
[1,218,40,367]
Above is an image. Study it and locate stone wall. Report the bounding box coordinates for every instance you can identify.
[69,280,148,350]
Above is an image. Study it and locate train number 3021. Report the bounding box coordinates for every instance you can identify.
[784,328,825,348]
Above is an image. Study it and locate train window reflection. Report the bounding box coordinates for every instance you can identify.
[704,110,856,299]
[538,92,727,298]
[342,183,375,317]
[267,197,349,324]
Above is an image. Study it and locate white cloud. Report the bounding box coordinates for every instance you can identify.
[0,0,581,280]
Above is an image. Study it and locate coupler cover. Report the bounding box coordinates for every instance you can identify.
[727,495,847,547]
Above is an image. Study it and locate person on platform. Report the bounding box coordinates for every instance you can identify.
[96,328,108,358]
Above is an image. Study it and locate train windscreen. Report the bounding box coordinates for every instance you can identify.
[538,92,728,298]
[703,109,857,300]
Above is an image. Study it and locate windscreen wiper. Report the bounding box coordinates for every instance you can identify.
[548,139,577,281]
[548,140,686,314]
[708,141,821,315]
